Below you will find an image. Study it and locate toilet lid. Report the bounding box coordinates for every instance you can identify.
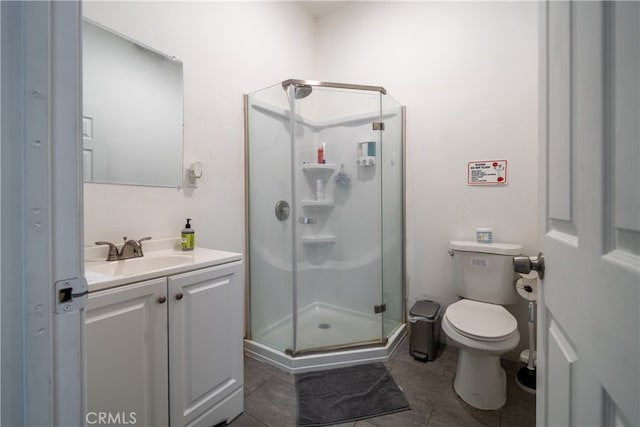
[445,299,517,341]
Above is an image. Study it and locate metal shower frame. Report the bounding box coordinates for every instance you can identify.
[281,78,387,95]
[243,79,406,357]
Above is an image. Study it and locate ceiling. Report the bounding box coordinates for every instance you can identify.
[299,1,346,19]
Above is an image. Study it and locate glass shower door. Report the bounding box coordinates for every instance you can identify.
[380,94,404,339]
[292,85,385,354]
[246,83,295,353]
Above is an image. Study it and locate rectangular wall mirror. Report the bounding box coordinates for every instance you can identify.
[82,19,184,187]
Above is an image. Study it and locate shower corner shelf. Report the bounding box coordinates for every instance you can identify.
[301,199,334,208]
[301,163,336,172]
[301,234,336,244]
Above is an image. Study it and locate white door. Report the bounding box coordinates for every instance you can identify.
[1,1,84,425]
[82,106,108,182]
[539,2,639,426]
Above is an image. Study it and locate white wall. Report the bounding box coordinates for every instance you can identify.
[83,1,316,252]
[315,1,539,358]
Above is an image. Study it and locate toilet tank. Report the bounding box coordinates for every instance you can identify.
[450,241,523,305]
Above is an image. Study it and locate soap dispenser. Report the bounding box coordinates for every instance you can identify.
[181,218,195,251]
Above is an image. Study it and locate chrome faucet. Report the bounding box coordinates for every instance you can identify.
[95,236,152,261]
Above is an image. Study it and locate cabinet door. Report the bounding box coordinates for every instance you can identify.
[168,261,244,426]
[86,278,169,427]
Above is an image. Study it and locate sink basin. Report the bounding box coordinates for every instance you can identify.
[86,254,193,277]
[84,241,242,292]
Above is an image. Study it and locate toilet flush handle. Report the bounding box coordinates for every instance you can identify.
[513,252,545,279]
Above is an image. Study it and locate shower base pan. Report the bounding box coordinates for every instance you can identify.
[244,303,406,374]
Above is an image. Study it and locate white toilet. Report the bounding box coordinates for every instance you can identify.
[442,240,522,410]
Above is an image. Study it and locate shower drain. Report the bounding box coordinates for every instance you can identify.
[318,323,331,330]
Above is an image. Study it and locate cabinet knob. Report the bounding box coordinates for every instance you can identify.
[175,292,184,301]
[158,295,167,304]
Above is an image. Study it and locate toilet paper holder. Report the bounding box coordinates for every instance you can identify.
[513,252,545,279]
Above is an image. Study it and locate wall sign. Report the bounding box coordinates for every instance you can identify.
[467,160,508,185]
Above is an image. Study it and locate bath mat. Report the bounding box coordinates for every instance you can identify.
[295,362,410,426]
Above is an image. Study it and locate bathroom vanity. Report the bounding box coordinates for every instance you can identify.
[84,242,243,426]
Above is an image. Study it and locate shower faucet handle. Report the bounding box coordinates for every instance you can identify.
[275,200,290,221]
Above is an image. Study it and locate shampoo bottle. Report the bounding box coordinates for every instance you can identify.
[181,218,195,251]
[317,143,324,164]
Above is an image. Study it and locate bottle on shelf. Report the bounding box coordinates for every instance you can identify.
[316,179,324,200]
[317,142,326,164]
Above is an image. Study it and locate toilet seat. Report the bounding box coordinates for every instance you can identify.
[445,299,517,342]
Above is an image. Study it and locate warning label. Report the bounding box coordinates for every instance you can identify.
[467,160,508,185]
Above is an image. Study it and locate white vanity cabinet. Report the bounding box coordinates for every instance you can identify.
[85,277,169,426]
[85,256,243,427]
[168,261,244,426]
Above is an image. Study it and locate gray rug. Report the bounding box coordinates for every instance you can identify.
[295,362,410,427]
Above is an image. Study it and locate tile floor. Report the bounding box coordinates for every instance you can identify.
[230,337,536,427]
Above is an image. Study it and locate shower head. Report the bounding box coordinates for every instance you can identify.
[294,85,313,99]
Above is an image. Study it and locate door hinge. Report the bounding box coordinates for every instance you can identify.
[372,121,385,131]
[374,303,387,314]
[55,277,88,314]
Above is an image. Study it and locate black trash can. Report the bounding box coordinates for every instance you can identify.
[408,300,441,362]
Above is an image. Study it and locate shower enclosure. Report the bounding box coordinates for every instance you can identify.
[244,79,405,372]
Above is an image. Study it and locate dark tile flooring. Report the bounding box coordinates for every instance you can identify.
[231,337,535,427]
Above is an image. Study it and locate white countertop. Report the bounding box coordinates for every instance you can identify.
[85,238,242,292]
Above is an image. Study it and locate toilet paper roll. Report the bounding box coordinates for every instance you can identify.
[516,277,538,301]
